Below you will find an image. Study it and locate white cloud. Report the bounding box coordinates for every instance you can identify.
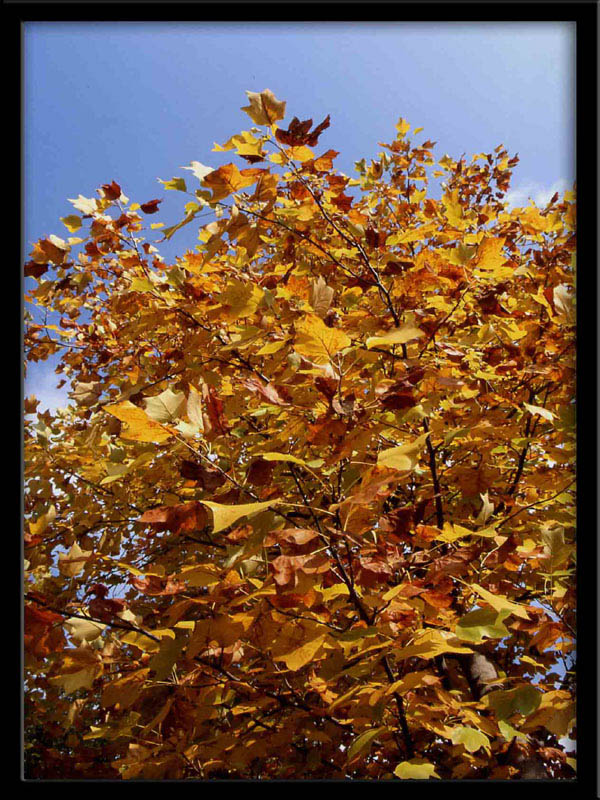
[503,178,570,210]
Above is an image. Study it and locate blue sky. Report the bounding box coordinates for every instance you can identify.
[24,21,575,410]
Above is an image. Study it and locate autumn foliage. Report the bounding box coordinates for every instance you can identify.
[24,90,576,780]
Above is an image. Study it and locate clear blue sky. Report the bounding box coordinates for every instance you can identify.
[24,21,575,410]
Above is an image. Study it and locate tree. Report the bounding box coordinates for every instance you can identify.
[24,89,576,780]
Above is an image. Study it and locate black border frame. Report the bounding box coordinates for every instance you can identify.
[12,1,597,791]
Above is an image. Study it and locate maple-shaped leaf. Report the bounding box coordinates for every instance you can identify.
[24,260,49,279]
[49,645,104,694]
[144,388,186,423]
[68,194,97,214]
[241,377,290,406]
[104,401,172,443]
[186,384,205,432]
[275,114,331,147]
[24,395,40,414]
[29,504,57,537]
[30,235,71,266]
[181,161,214,181]
[293,314,351,364]
[69,381,102,407]
[101,180,122,201]
[202,163,266,202]
[241,88,286,125]
[58,542,92,577]
[377,431,431,471]
[201,499,279,533]
[309,276,334,319]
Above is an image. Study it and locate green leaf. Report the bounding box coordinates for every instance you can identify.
[454,608,511,642]
[498,720,528,742]
[347,727,387,761]
[60,214,82,233]
[484,685,542,720]
[159,176,187,192]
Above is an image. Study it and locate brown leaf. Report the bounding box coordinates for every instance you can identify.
[139,502,208,535]
[246,458,275,486]
[140,199,162,214]
[101,181,122,201]
[242,377,291,406]
[179,460,226,490]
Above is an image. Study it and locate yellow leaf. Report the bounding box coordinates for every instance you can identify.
[104,401,172,443]
[49,646,103,693]
[143,388,186,423]
[220,279,264,320]
[186,384,205,433]
[277,633,327,671]
[60,214,82,233]
[119,629,174,653]
[366,325,425,349]
[450,726,490,753]
[385,671,439,695]
[241,88,286,126]
[178,564,220,587]
[202,163,266,202]
[255,339,287,356]
[64,615,106,643]
[524,402,554,422]
[470,583,530,620]
[386,223,436,246]
[102,668,150,709]
[394,760,440,779]
[200,499,279,533]
[394,629,472,660]
[258,452,319,478]
[293,314,351,363]
[29,504,57,536]
[58,542,92,577]
[473,237,506,275]
[436,522,497,543]
[395,118,411,138]
[377,431,430,471]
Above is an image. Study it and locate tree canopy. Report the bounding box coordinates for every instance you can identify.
[24,89,576,780]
